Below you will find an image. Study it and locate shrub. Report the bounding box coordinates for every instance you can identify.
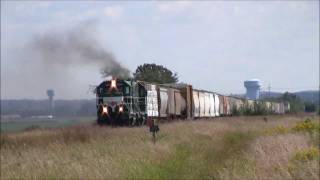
[231,105,242,116]
[292,119,319,133]
[61,127,91,144]
[253,102,268,115]
[242,104,253,115]
[264,125,290,135]
[241,102,269,116]
[0,133,9,147]
[293,147,320,161]
[24,125,42,132]
[304,102,317,112]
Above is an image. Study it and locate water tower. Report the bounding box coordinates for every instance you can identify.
[46,89,55,115]
[244,79,261,100]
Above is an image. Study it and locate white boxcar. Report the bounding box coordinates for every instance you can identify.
[146,84,159,117]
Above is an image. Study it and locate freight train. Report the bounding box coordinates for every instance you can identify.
[95,78,290,125]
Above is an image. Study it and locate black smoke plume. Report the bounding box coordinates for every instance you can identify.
[32,21,131,79]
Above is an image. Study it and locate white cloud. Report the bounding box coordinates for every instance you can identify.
[157,1,191,14]
[103,6,123,18]
[1,1,318,98]
[2,1,52,19]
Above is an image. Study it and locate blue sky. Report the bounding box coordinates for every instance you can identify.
[1,1,319,99]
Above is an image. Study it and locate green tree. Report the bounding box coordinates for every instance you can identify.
[304,101,317,112]
[281,92,304,113]
[133,63,178,84]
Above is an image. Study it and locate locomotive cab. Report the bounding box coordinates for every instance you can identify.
[96,79,147,126]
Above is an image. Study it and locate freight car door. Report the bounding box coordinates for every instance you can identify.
[159,88,168,117]
[219,95,224,115]
[214,94,220,116]
[174,91,186,116]
[167,89,175,115]
[174,91,181,115]
[209,93,215,117]
[199,92,205,117]
[204,93,211,117]
[199,92,206,117]
[193,91,200,117]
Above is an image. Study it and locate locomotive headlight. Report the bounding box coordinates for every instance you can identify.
[102,106,108,114]
[111,79,116,88]
[119,106,123,112]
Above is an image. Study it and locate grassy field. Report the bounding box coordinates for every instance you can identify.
[1,114,319,179]
[0,116,95,132]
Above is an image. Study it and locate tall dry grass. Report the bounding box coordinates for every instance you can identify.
[249,134,314,179]
[0,114,319,179]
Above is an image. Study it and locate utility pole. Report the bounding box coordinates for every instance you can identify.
[268,84,271,98]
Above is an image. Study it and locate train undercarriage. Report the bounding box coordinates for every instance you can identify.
[97,106,147,126]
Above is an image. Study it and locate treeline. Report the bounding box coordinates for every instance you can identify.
[1,99,96,117]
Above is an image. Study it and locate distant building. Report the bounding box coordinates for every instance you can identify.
[244,79,261,100]
[31,115,53,119]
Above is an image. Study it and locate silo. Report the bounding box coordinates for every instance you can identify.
[244,79,261,100]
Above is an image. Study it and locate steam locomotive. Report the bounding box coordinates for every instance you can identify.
[95,78,289,126]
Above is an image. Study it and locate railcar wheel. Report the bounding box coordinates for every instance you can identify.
[141,117,146,126]
[138,117,142,126]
